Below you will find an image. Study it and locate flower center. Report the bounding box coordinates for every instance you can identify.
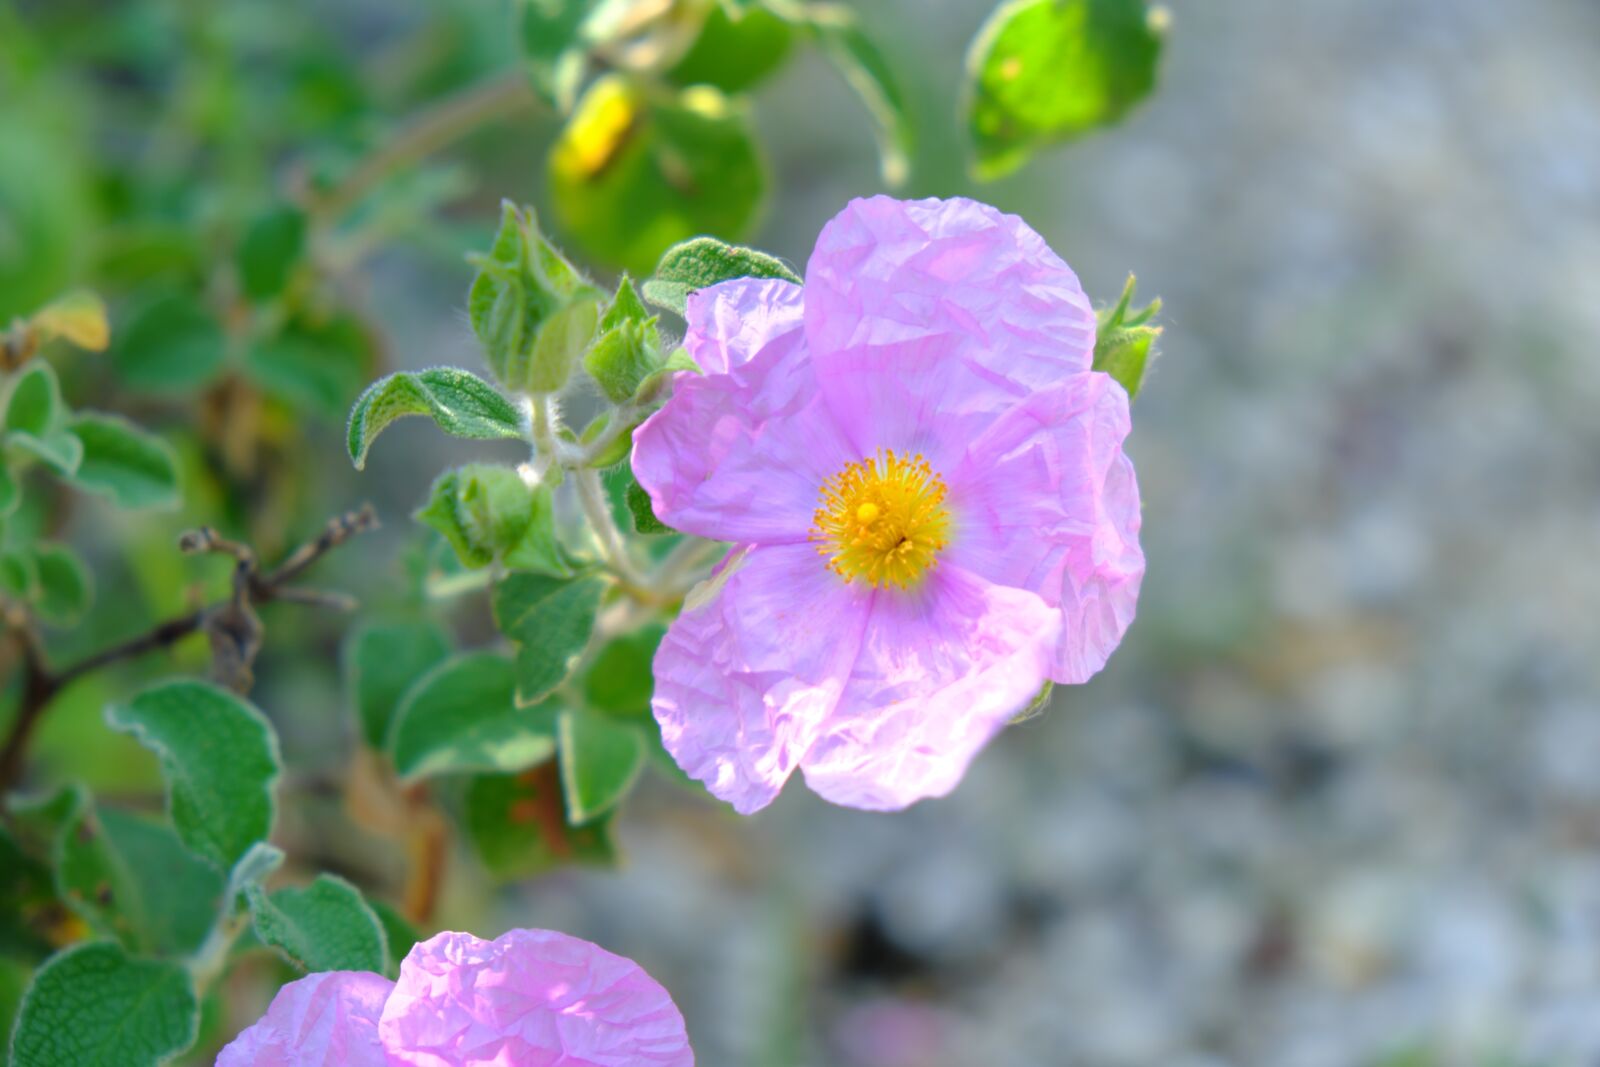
[811,449,952,589]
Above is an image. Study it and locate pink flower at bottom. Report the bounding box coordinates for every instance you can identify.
[633,195,1145,814]
[215,929,692,1066]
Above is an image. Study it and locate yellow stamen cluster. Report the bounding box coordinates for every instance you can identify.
[811,449,952,589]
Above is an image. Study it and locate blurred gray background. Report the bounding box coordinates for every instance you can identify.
[349,1,1600,1064]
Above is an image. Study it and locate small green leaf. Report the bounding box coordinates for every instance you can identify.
[64,413,180,509]
[347,621,453,749]
[0,463,16,516]
[583,624,666,719]
[641,236,799,316]
[492,573,606,706]
[416,465,569,574]
[965,0,1166,180]
[550,77,767,276]
[245,314,373,421]
[110,293,226,392]
[389,652,560,781]
[104,680,281,871]
[622,471,670,535]
[1093,273,1162,400]
[8,942,198,1067]
[57,803,223,957]
[0,547,37,599]
[527,295,600,393]
[28,542,91,625]
[247,874,388,974]
[558,710,645,824]
[8,428,83,476]
[520,0,595,112]
[1010,679,1055,724]
[466,764,617,881]
[668,3,793,94]
[2,362,61,438]
[600,274,651,331]
[585,319,662,405]
[346,367,525,470]
[237,204,307,302]
[801,5,914,187]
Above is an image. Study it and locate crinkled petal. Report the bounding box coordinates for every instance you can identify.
[632,331,853,544]
[799,566,1059,811]
[683,278,804,375]
[946,373,1144,684]
[803,195,1096,458]
[653,543,870,814]
[380,929,693,1067]
[216,971,393,1067]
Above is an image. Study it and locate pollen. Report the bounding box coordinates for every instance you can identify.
[812,449,953,589]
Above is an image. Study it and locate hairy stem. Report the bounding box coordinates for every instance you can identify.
[572,468,649,589]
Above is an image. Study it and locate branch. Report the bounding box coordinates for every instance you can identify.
[0,506,379,797]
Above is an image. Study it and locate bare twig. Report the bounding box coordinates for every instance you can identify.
[0,505,379,797]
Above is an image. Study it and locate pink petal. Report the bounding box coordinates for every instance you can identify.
[216,970,393,1067]
[631,331,853,545]
[946,373,1144,684]
[652,543,871,814]
[799,566,1060,811]
[802,196,1096,457]
[682,278,804,375]
[380,929,692,1067]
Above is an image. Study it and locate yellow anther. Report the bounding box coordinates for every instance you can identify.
[811,449,952,589]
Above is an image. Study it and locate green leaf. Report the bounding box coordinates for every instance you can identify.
[2,362,61,437]
[0,547,37,599]
[0,824,58,958]
[801,5,914,187]
[8,942,198,1067]
[245,314,373,421]
[247,874,388,974]
[110,293,226,393]
[0,463,16,516]
[583,623,666,719]
[492,573,606,706]
[347,621,452,749]
[600,274,651,331]
[416,464,570,574]
[104,680,281,871]
[641,235,799,316]
[237,204,307,302]
[346,367,525,470]
[527,295,600,393]
[622,471,671,535]
[465,764,617,881]
[519,0,595,112]
[466,202,600,391]
[558,710,645,824]
[389,652,560,781]
[585,318,662,405]
[550,77,767,276]
[8,428,83,476]
[668,3,793,93]
[1010,679,1055,724]
[27,542,91,625]
[1093,273,1162,400]
[64,413,180,509]
[965,0,1166,180]
[57,803,224,957]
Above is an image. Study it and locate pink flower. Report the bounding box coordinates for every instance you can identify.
[216,929,693,1066]
[633,196,1144,814]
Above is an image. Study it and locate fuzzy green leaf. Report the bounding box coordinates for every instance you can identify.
[8,942,198,1067]
[2,362,62,437]
[27,542,91,625]
[465,764,617,881]
[346,368,524,470]
[8,428,83,476]
[110,293,226,392]
[237,205,307,303]
[416,464,569,574]
[247,874,388,974]
[347,621,453,749]
[583,624,666,719]
[492,573,606,706]
[104,681,281,871]
[63,413,180,509]
[558,710,645,824]
[389,652,560,781]
[1093,273,1162,400]
[641,236,799,316]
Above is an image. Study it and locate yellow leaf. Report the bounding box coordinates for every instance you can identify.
[32,290,110,352]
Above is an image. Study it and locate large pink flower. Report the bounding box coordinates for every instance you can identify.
[216,929,693,1066]
[633,196,1144,814]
